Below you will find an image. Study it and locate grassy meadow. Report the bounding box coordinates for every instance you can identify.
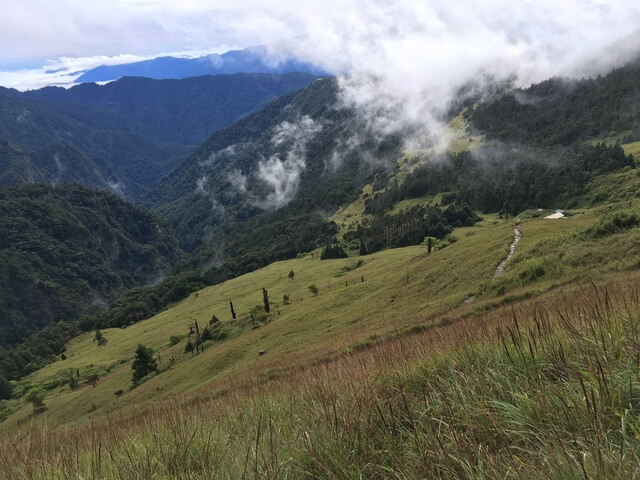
[2,178,640,477]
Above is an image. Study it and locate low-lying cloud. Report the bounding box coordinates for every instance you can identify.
[225,116,322,210]
[254,115,322,209]
[227,169,247,193]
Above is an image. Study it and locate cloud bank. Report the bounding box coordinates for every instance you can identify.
[270,0,640,138]
[5,1,637,138]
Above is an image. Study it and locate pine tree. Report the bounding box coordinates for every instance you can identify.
[93,329,108,346]
[131,344,157,385]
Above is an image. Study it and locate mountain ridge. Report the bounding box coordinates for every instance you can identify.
[75,45,328,83]
[25,72,319,145]
[1,73,319,198]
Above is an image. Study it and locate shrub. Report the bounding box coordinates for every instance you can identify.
[25,387,46,413]
[249,305,269,324]
[586,212,640,238]
[210,324,229,341]
[201,327,213,342]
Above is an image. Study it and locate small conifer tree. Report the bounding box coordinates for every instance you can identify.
[93,329,108,346]
[131,344,157,385]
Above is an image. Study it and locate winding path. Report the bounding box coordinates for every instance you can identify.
[462,224,522,306]
[493,225,521,278]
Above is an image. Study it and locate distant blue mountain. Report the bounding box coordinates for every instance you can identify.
[77,46,328,83]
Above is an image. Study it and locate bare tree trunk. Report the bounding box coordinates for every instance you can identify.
[262,288,270,313]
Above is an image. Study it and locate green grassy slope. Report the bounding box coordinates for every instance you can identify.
[4,191,633,432]
[2,196,640,478]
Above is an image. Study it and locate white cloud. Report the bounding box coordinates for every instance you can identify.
[271,0,640,139]
[195,175,208,194]
[106,180,127,196]
[255,116,322,209]
[228,169,248,193]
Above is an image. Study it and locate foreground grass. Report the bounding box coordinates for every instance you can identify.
[2,272,640,479]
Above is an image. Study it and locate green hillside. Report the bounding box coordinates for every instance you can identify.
[141,61,640,290]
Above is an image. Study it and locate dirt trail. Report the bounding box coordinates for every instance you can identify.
[462,224,521,306]
[493,225,521,278]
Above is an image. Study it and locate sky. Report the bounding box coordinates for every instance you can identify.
[2,0,640,127]
[2,1,640,90]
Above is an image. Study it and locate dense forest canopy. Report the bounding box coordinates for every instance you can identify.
[467,59,640,145]
[0,183,180,347]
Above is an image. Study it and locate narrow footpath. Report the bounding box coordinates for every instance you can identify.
[493,224,522,278]
[463,224,521,305]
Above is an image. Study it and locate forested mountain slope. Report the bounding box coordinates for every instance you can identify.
[0,87,190,197]
[1,73,317,199]
[24,73,319,145]
[467,58,640,145]
[143,77,403,278]
[0,184,180,347]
